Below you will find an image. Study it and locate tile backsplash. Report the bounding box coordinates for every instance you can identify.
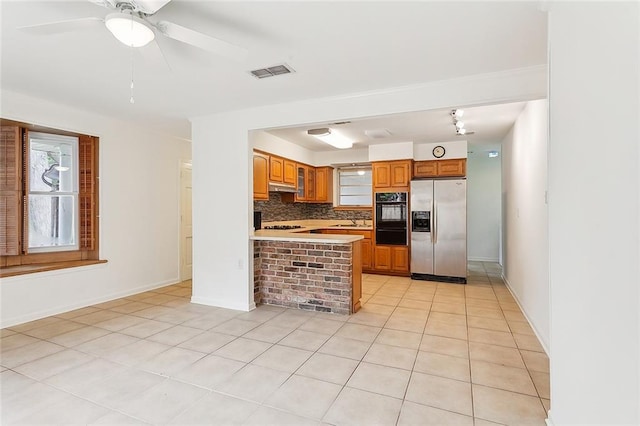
[254,193,372,222]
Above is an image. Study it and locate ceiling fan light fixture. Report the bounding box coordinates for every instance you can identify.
[307,128,353,149]
[105,12,155,47]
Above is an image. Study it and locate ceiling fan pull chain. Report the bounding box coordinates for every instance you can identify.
[130,46,135,104]
[129,13,135,104]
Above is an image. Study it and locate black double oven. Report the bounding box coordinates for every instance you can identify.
[375,192,408,245]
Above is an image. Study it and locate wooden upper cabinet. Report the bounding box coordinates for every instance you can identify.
[283,160,297,185]
[390,161,411,187]
[413,159,466,178]
[437,159,466,176]
[315,167,333,203]
[373,163,391,188]
[296,165,306,202]
[373,160,412,189]
[413,161,438,178]
[253,152,269,200]
[269,156,284,182]
[306,167,316,201]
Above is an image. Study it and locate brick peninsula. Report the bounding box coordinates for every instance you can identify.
[251,223,364,315]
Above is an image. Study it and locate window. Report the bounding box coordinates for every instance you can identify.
[338,166,372,206]
[1,120,99,272]
[28,133,79,252]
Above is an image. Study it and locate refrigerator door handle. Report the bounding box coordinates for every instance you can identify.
[431,199,436,244]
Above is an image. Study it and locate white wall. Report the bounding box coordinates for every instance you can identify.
[501,100,549,352]
[414,140,468,160]
[251,130,314,165]
[467,150,501,262]
[0,90,191,327]
[547,3,639,424]
[368,141,414,161]
[190,65,546,312]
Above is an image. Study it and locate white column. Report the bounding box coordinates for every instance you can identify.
[548,2,639,424]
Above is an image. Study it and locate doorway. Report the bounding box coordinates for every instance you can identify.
[180,161,192,281]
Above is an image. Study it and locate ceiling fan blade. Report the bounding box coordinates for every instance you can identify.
[155,20,248,61]
[19,17,103,35]
[86,0,117,10]
[139,39,172,72]
[132,0,172,15]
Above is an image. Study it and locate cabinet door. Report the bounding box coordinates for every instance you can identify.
[296,166,306,202]
[372,163,391,188]
[269,156,284,182]
[306,167,316,201]
[390,161,411,187]
[437,159,466,177]
[283,160,297,185]
[391,246,409,273]
[361,239,372,270]
[315,167,333,203]
[253,153,269,200]
[374,246,391,271]
[413,161,438,178]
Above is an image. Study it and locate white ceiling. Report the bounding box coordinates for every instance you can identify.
[266,102,527,151]
[1,1,547,142]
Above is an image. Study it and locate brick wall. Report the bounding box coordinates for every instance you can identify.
[253,240,353,315]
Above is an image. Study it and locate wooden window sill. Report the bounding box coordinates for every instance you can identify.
[0,260,107,278]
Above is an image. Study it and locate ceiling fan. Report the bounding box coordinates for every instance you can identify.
[19,0,248,61]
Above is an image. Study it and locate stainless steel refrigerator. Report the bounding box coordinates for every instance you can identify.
[410,179,467,283]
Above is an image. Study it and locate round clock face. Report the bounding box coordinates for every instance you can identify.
[433,146,446,158]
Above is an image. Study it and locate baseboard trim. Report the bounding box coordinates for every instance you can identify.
[545,413,554,426]
[191,296,254,312]
[502,274,550,357]
[1,277,181,329]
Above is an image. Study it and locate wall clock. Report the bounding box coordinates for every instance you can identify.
[432,145,446,158]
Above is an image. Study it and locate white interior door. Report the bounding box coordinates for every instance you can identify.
[180,162,192,281]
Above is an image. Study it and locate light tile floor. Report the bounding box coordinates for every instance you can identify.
[1,262,549,425]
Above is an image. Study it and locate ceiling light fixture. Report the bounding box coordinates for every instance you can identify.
[105,11,155,47]
[452,109,464,119]
[307,128,353,149]
[451,109,474,136]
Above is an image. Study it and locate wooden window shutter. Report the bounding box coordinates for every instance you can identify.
[0,126,22,255]
[79,135,96,251]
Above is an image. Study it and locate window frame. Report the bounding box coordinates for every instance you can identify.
[27,132,80,253]
[337,165,373,208]
[0,119,100,274]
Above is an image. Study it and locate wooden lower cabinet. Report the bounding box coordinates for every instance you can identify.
[390,246,409,273]
[361,239,372,270]
[374,246,392,270]
[374,245,409,274]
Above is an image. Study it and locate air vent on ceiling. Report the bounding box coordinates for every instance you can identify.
[249,64,295,79]
[365,128,392,139]
[332,121,351,125]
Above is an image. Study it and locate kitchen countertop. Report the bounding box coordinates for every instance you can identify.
[250,219,372,244]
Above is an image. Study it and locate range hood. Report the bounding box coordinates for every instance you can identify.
[268,182,297,193]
